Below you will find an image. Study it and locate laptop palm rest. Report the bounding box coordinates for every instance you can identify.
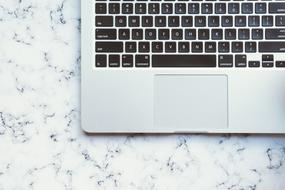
[154,75,228,131]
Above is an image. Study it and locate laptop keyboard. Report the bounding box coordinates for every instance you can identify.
[94,0,285,68]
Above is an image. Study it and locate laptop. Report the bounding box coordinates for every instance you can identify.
[81,0,285,133]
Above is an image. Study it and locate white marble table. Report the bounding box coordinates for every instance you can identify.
[0,0,285,189]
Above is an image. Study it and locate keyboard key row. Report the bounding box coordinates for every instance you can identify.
[96,16,285,28]
[96,28,275,41]
[95,54,285,68]
[96,2,276,14]
[95,41,285,53]
[96,54,150,67]
[219,55,285,68]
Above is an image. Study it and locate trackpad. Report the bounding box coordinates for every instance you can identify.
[154,75,228,131]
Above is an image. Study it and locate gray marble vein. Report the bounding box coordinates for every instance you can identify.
[0,0,285,189]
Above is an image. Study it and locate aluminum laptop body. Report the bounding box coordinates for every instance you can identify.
[81,0,285,133]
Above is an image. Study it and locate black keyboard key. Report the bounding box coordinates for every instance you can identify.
[249,61,260,68]
[168,16,179,27]
[262,16,273,27]
[122,3,133,14]
[152,55,216,67]
[235,54,247,67]
[208,16,219,27]
[262,55,274,68]
[188,3,200,14]
[162,3,173,14]
[96,3,107,14]
[122,55,133,67]
[215,3,226,14]
[185,29,196,40]
[96,29,116,40]
[135,3,146,14]
[202,3,213,14]
[172,29,183,40]
[125,42,137,53]
[129,16,140,27]
[252,29,263,40]
[262,54,274,62]
[152,42,163,53]
[95,55,107,67]
[269,3,285,14]
[205,42,216,53]
[265,29,285,40]
[165,42,176,53]
[148,3,160,14]
[158,29,170,40]
[241,3,253,14]
[119,29,130,40]
[248,16,260,27]
[142,16,153,27]
[115,16,126,27]
[245,42,256,53]
[228,3,239,14]
[96,42,123,52]
[195,16,206,27]
[182,16,193,27]
[145,29,156,40]
[259,42,285,53]
[212,29,223,40]
[218,55,233,67]
[136,55,150,67]
[96,16,113,27]
[225,29,236,40]
[263,62,274,68]
[109,3,120,14]
[218,42,230,53]
[235,16,246,27]
[232,42,243,53]
[132,29,143,40]
[222,16,233,27]
[192,42,203,53]
[109,55,120,67]
[155,16,166,27]
[178,42,190,53]
[238,29,249,40]
[175,3,186,14]
[139,42,150,52]
[276,16,285,27]
[255,3,266,14]
[276,61,285,68]
[198,29,209,40]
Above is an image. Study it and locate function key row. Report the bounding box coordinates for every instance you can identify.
[96,2,285,15]
[96,16,285,28]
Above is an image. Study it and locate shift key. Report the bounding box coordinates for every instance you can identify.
[259,42,285,52]
[96,42,123,52]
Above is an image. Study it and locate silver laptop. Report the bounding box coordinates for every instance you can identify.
[81,0,285,133]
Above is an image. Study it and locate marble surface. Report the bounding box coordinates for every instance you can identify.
[0,0,285,189]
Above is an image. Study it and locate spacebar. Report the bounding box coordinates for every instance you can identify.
[152,55,216,67]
